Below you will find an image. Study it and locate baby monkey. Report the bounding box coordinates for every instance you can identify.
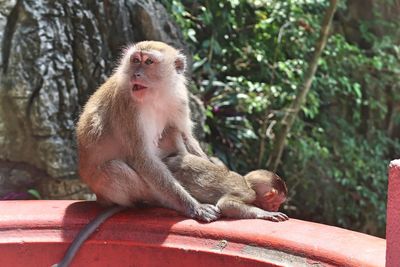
[53,149,288,267]
[164,154,288,221]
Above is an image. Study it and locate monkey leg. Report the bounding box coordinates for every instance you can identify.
[85,158,220,222]
[92,160,152,207]
[217,195,288,222]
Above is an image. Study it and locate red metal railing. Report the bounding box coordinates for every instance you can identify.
[1,159,399,266]
[0,200,386,267]
[386,160,400,267]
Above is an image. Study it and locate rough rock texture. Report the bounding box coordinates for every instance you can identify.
[0,0,203,199]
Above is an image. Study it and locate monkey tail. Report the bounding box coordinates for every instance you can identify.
[52,205,127,267]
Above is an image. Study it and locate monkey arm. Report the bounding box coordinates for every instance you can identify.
[158,126,188,159]
[216,195,288,222]
[182,133,208,159]
[133,154,195,209]
[172,104,209,159]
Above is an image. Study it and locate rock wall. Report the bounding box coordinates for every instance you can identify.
[0,0,199,199]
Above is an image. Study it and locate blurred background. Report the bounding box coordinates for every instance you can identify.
[0,0,398,237]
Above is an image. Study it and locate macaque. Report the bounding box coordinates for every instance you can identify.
[55,41,218,267]
[76,41,219,222]
[54,150,288,267]
[52,165,287,267]
[164,153,288,221]
[245,169,287,213]
[54,130,287,267]
[55,41,284,267]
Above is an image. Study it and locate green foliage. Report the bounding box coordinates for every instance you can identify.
[27,189,42,200]
[161,0,400,236]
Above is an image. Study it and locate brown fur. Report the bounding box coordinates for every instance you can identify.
[76,41,219,222]
[164,153,289,221]
[245,170,288,197]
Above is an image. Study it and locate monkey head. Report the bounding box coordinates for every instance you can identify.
[245,170,287,212]
[116,41,187,102]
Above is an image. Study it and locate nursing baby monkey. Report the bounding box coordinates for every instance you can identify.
[54,150,288,267]
[165,154,288,221]
[160,127,288,221]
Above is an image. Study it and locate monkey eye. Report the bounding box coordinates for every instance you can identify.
[132,57,140,64]
[145,58,154,65]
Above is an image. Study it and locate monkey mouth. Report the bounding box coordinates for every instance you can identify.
[132,84,147,91]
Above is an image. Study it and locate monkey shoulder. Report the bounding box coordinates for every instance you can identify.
[76,75,124,148]
[223,172,257,203]
[76,97,112,145]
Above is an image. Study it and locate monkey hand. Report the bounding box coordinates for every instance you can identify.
[258,211,289,222]
[188,203,221,222]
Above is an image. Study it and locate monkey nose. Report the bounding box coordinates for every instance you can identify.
[271,206,279,212]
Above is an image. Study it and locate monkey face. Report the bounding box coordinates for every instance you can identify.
[255,188,286,212]
[128,50,163,101]
[120,41,187,102]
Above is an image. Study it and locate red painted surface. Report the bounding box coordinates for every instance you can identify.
[386,159,400,267]
[0,200,385,267]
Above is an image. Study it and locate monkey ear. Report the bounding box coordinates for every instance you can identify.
[264,189,277,200]
[175,54,186,74]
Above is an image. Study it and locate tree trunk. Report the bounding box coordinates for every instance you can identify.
[267,0,338,171]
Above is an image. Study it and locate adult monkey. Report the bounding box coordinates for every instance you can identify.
[54,41,218,267]
[76,41,220,222]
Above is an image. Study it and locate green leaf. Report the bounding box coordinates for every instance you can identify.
[27,189,42,200]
